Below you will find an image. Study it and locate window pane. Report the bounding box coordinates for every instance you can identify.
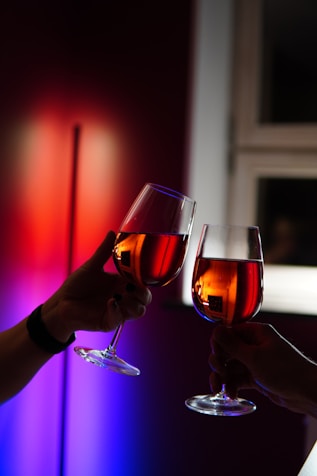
[260,0,317,123]
[257,178,317,265]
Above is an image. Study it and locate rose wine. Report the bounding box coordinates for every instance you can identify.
[192,258,263,325]
[113,232,189,286]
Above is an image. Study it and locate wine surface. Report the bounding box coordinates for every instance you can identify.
[113,232,188,286]
[192,258,263,325]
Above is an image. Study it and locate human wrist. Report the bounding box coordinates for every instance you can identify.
[27,305,76,354]
[41,299,76,344]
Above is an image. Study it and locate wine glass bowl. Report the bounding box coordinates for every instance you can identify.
[75,183,196,375]
[185,224,264,416]
[112,183,194,288]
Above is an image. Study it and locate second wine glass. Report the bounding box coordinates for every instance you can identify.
[75,183,196,375]
[185,224,264,416]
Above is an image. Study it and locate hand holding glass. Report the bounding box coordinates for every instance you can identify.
[75,183,196,375]
[185,224,263,416]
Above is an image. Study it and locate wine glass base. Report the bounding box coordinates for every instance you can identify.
[74,346,140,376]
[185,393,256,416]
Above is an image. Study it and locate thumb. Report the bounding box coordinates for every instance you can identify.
[85,231,116,270]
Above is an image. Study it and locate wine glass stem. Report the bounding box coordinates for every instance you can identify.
[220,383,232,401]
[107,323,124,354]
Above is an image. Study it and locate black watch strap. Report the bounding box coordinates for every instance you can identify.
[26,305,76,354]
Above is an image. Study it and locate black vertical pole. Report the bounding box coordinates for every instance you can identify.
[59,124,81,476]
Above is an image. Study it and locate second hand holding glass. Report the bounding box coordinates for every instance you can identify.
[75,183,196,375]
[185,224,264,416]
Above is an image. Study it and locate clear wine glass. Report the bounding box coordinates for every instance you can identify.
[185,224,264,416]
[75,183,196,375]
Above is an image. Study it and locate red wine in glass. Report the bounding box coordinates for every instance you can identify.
[192,257,263,326]
[113,232,189,287]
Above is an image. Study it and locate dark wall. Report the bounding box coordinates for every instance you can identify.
[0,1,192,196]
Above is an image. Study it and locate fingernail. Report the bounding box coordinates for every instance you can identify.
[137,304,146,316]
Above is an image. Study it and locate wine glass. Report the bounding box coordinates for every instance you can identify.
[75,183,196,375]
[185,224,264,416]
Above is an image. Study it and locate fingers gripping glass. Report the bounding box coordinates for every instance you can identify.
[185,224,264,416]
[75,183,196,376]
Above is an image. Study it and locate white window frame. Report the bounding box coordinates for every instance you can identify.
[228,151,317,315]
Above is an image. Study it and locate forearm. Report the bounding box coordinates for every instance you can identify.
[0,318,53,403]
[297,361,317,419]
